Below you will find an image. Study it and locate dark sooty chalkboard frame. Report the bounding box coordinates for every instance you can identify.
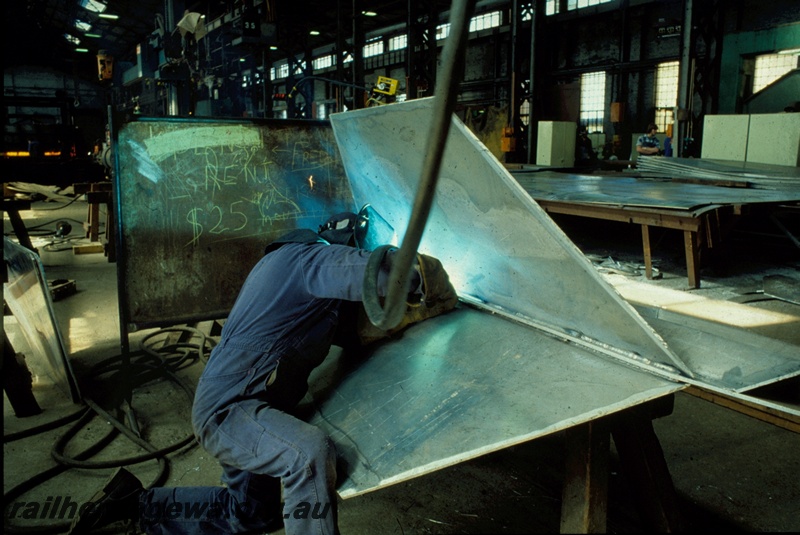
[115,116,355,334]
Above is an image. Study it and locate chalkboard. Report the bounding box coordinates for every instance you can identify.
[116,117,354,329]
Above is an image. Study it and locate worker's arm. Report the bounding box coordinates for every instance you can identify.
[299,243,423,301]
[636,144,660,155]
[356,251,459,345]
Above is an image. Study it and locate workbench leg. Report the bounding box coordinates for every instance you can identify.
[683,230,700,289]
[641,224,653,279]
[86,191,100,242]
[560,421,609,533]
[612,418,683,532]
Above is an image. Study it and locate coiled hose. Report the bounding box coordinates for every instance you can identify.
[3,326,215,534]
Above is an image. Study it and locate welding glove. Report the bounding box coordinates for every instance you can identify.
[356,253,458,345]
[417,253,459,310]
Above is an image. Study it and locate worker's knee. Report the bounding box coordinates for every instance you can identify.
[285,426,336,480]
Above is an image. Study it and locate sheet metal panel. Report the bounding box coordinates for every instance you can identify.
[3,238,80,402]
[638,156,800,180]
[634,305,800,392]
[512,171,800,211]
[307,306,682,498]
[330,98,690,376]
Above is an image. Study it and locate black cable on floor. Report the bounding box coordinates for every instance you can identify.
[3,327,215,534]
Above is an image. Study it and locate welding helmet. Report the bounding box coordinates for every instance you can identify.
[318,212,358,246]
[264,212,359,255]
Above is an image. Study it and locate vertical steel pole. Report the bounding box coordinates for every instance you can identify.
[676,0,693,157]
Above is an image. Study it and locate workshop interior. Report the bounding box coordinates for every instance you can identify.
[3,0,800,534]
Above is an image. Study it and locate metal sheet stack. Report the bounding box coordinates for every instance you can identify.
[635,156,800,191]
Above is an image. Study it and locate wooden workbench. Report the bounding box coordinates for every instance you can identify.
[510,170,800,289]
[536,199,720,289]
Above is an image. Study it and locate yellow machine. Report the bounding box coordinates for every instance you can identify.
[367,76,399,107]
[373,76,398,96]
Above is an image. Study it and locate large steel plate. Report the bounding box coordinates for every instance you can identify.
[330,98,689,376]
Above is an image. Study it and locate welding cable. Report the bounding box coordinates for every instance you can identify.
[24,218,86,236]
[3,414,167,534]
[3,421,122,534]
[28,195,83,211]
[140,326,216,363]
[362,0,477,330]
[2,406,89,443]
[2,329,208,533]
[48,343,201,470]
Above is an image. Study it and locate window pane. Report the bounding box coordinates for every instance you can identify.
[753,52,799,93]
[389,34,407,51]
[313,55,334,70]
[654,61,679,132]
[470,11,502,32]
[580,71,606,133]
[364,38,384,58]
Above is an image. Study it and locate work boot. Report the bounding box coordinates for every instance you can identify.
[69,468,144,534]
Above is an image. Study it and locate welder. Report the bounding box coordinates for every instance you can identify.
[69,211,458,535]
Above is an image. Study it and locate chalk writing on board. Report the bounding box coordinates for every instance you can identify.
[118,118,354,327]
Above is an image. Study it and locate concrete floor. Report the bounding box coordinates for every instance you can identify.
[4,194,800,534]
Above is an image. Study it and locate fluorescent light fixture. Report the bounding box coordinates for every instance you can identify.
[80,0,106,13]
[74,20,92,32]
[98,13,119,20]
[84,33,102,38]
[64,34,81,45]
[362,11,377,16]
[270,46,278,50]
[75,48,89,53]
[309,30,320,35]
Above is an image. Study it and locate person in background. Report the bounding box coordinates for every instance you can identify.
[69,212,459,535]
[636,123,662,156]
[575,126,597,165]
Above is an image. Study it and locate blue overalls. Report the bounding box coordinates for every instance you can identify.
[139,242,394,535]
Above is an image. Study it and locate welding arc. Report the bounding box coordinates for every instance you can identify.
[362,0,478,330]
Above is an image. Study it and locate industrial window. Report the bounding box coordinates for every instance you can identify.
[568,0,613,9]
[80,0,107,13]
[389,34,407,51]
[73,20,92,32]
[437,23,450,40]
[654,60,679,133]
[275,62,289,79]
[519,98,531,126]
[546,0,613,15]
[469,11,502,32]
[364,37,384,58]
[580,71,606,133]
[313,54,334,70]
[753,51,800,93]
